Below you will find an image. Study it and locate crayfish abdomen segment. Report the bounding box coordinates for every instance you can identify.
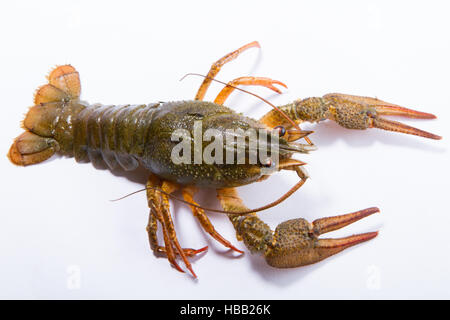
[70,103,159,170]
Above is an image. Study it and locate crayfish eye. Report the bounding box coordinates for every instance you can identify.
[273,125,286,137]
[262,158,275,168]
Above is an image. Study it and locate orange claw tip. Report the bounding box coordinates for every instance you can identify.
[268,86,282,94]
[372,118,442,140]
[231,247,245,254]
[355,207,380,215]
[415,111,437,119]
[250,41,261,48]
[194,246,209,254]
[342,231,379,247]
[345,231,379,246]
[242,41,261,50]
[273,80,288,89]
[313,207,380,235]
[172,263,185,274]
[431,134,443,140]
[376,105,438,119]
[412,130,442,140]
[318,231,379,250]
[187,265,198,279]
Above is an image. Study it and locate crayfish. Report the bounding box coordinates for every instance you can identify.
[8,41,441,277]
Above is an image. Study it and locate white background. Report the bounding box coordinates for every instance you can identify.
[1,1,449,299]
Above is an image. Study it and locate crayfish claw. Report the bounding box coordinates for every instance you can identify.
[264,207,379,268]
[323,93,442,140]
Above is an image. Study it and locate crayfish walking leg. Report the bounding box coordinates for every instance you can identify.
[146,174,208,277]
